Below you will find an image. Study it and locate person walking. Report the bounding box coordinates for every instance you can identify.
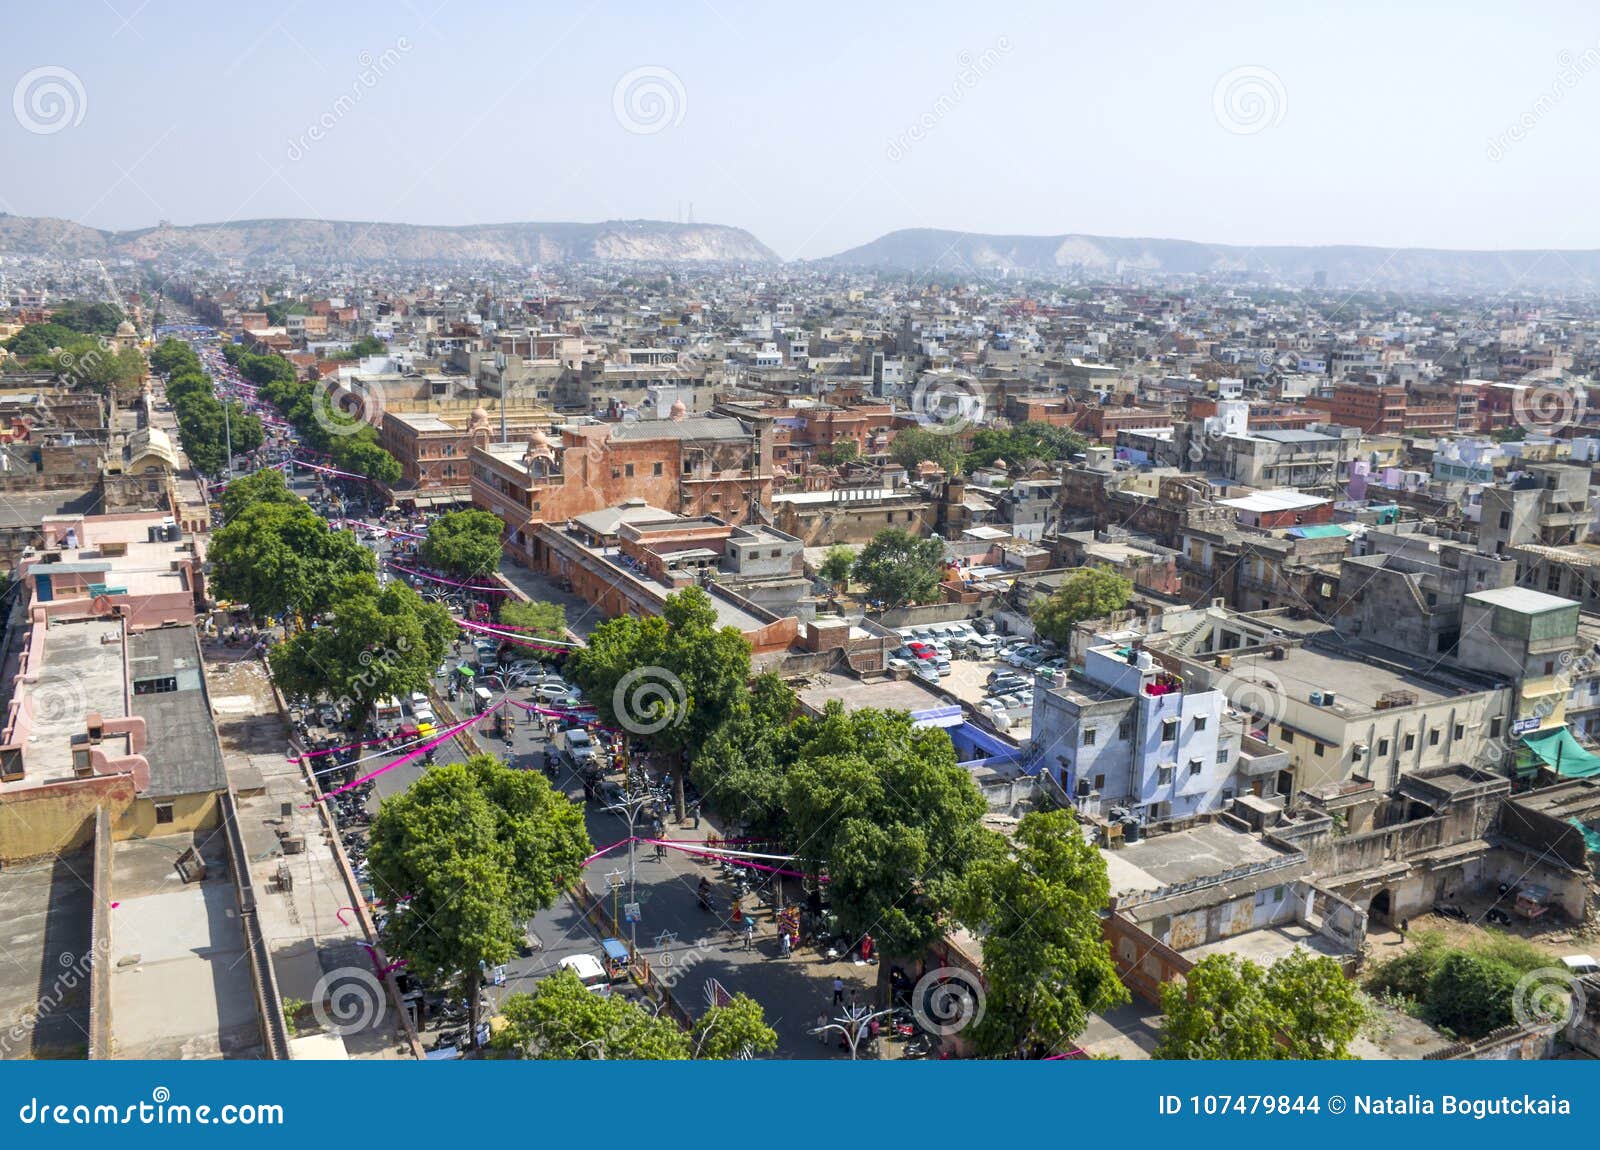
[832,977,845,1006]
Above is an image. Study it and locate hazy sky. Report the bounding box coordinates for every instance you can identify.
[4,1,1600,259]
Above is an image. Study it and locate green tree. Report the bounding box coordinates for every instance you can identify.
[209,501,376,622]
[691,993,779,1059]
[890,427,965,476]
[1030,567,1133,646]
[492,969,689,1060]
[150,338,201,376]
[966,421,1087,470]
[420,509,506,579]
[1157,950,1368,1060]
[499,598,569,644]
[369,755,591,1049]
[784,703,997,954]
[567,586,750,760]
[220,467,300,524]
[957,809,1128,1057]
[269,575,453,722]
[853,528,946,608]
[818,441,859,466]
[1426,951,1517,1038]
[688,674,798,835]
[818,546,855,595]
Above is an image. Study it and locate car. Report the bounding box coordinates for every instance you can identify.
[910,661,942,684]
[533,682,582,704]
[557,954,611,996]
[409,691,430,711]
[1005,645,1045,668]
[1562,954,1600,976]
[564,728,597,764]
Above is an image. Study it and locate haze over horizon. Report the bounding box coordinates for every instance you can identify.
[4,1,1600,259]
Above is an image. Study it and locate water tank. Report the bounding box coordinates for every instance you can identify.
[1122,820,1142,844]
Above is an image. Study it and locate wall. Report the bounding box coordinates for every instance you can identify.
[0,774,136,862]
[1104,912,1192,1005]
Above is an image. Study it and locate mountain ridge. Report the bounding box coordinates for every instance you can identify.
[0,214,779,265]
[819,226,1600,292]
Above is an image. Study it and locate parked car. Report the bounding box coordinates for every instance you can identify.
[910,661,942,684]
[1005,644,1045,668]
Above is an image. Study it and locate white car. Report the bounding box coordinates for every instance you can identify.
[910,661,942,684]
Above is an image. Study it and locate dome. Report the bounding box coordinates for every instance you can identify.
[529,427,550,450]
[115,320,136,335]
[668,399,687,421]
[467,405,490,432]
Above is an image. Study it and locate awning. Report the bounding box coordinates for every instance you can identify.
[1519,725,1600,779]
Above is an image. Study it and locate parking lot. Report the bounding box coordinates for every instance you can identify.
[886,622,1066,741]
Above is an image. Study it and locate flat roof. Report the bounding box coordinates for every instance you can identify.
[1466,586,1579,614]
[1217,489,1330,513]
[127,626,227,797]
[1100,821,1296,897]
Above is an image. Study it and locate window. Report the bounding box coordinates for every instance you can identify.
[1188,758,1203,777]
[611,467,621,479]
[1404,732,1416,751]
[1313,742,1325,757]
[1547,568,1562,592]
[1118,718,1133,739]
[1254,888,1269,907]
[154,803,174,825]
[683,460,693,474]
[1453,723,1465,740]
[134,676,177,695]
[1499,511,1511,529]
[1377,737,1390,757]
[1544,660,1555,674]
[1216,745,1229,763]
[1082,728,1097,747]
[625,463,635,478]
[1157,764,1174,785]
[1272,885,1285,902]
[1193,715,1207,732]
[1280,728,1293,745]
[653,462,663,477]
[1490,716,1503,738]
[1161,718,1178,741]
[1093,774,1106,791]
[1428,728,1440,747]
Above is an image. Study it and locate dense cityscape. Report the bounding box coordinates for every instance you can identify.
[1,8,1597,1099]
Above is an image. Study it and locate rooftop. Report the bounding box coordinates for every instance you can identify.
[127,626,227,798]
[1100,820,1296,898]
[1465,585,1580,614]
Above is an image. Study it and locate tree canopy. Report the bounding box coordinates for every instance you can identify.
[1030,567,1133,646]
[209,501,376,621]
[1157,950,1367,1060]
[269,574,453,719]
[957,809,1128,1057]
[783,703,998,954]
[819,545,855,593]
[499,598,569,645]
[965,421,1087,470]
[889,427,965,476]
[369,755,591,1048]
[219,466,300,524]
[566,586,751,757]
[420,509,506,579]
[853,528,946,608]
[494,969,688,1059]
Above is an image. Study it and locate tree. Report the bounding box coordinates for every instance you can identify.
[1157,950,1368,1060]
[1030,567,1132,646]
[689,673,798,835]
[818,546,855,595]
[692,993,778,1059]
[209,501,376,622]
[269,575,453,722]
[818,441,859,466]
[957,809,1128,1057]
[420,509,506,579]
[966,421,1087,470]
[492,968,688,1060]
[784,703,998,954]
[567,585,750,761]
[150,338,201,376]
[889,427,964,476]
[220,467,300,524]
[499,598,569,645]
[1426,951,1516,1038]
[853,528,946,608]
[369,756,591,1049]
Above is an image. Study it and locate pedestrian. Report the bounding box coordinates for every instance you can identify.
[816,1012,830,1044]
[832,977,844,1005]
[1398,917,1409,942]
[742,919,755,951]
[779,929,792,959]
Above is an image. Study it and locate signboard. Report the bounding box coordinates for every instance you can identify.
[623,902,641,924]
[1510,716,1542,736]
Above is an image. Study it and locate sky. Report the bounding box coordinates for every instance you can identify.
[4,1,1600,260]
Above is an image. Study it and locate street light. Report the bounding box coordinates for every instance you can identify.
[602,791,655,955]
[810,1004,894,1060]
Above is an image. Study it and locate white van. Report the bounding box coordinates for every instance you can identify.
[558,953,611,996]
[374,696,403,737]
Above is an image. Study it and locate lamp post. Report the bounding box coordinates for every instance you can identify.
[810,1004,894,1060]
[603,791,653,955]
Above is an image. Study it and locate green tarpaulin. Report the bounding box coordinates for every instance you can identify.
[1570,818,1600,855]
[1520,725,1600,779]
